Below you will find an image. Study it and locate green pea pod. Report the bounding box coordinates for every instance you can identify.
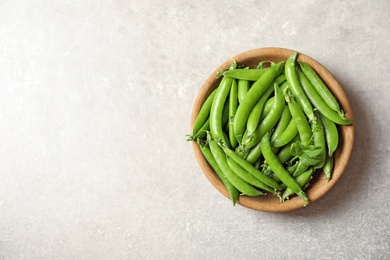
[260,96,275,121]
[285,52,315,121]
[209,137,262,196]
[237,77,250,104]
[272,61,285,77]
[286,161,299,175]
[275,74,287,86]
[298,70,352,125]
[229,79,238,149]
[246,83,274,134]
[245,83,285,148]
[227,158,273,193]
[187,88,217,141]
[271,118,298,148]
[221,67,273,81]
[312,115,327,169]
[245,142,262,165]
[221,145,283,191]
[254,156,263,170]
[200,143,239,205]
[260,132,309,204]
[194,118,210,140]
[286,93,312,147]
[210,76,233,145]
[276,135,300,164]
[271,105,292,142]
[234,68,277,143]
[282,168,314,201]
[222,99,230,129]
[292,160,310,177]
[324,154,334,181]
[280,81,289,93]
[319,113,339,157]
[299,61,346,119]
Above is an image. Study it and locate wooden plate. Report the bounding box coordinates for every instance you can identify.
[191,47,354,212]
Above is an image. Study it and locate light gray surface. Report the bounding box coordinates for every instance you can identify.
[0,0,389,259]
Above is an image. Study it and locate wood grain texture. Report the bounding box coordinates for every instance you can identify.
[191,47,354,212]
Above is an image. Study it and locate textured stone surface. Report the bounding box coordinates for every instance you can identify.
[0,0,389,259]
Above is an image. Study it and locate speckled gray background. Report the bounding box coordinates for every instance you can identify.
[0,0,389,259]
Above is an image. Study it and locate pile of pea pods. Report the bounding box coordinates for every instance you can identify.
[187,52,353,206]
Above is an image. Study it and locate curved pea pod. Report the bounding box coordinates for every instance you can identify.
[246,83,274,135]
[271,117,298,148]
[324,154,334,181]
[227,158,273,194]
[187,88,217,141]
[245,141,262,165]
[282,168,314,201]
[228,79,239,149]
[260,96,275,121]
[245,83,285,148]
[260,132,309,204]
[286,161,299,175]
[199,143,239,205]
[220,67,272,81]
[285,52,315,121]
[265,136,299,173]
[237,77,250,104]
[210,76,233,146]
[298,70,352,125]
[312,116,327,169]
[221,145,283,191]
[286,93,312,147]
[275,135,300,164]
[209,137,262,196]
[271,105,292,142]
[194,118,210,140]
[275,74,287,86]
[299,61,347,119]
[319,113,339,157]
[234,68,277,143]
[292,160,310,177]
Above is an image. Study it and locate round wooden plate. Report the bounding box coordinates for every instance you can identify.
[191,47,354,212]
